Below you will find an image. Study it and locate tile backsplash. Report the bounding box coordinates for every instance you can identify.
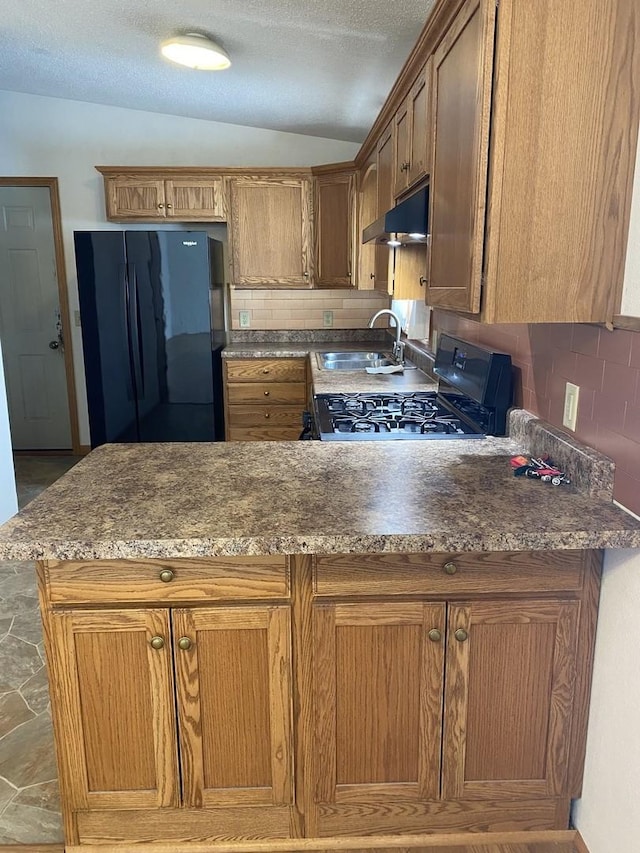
[433,310,640,516]
[229,288,390,330]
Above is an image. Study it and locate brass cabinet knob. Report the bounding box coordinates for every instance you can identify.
[264,390,270,396]
[159,569,174,583]
[454,628,468,643]
[443,561,458,575]
[427,628,442,643]
[166,203,173,209]
[419,276,428,287]
[178,636,193,651]
[370,273,375,280]
[264,412,270,419]
[157,203,164,209]
[150,636,165,650]
[262,368,270,374]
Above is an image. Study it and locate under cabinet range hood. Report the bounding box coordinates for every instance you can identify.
[362,185,429,245]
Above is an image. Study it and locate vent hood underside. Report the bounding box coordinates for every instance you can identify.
[362,185,429,245]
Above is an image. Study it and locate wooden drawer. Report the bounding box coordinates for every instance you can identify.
[227,404,304,429]
[226,382,306,406]
[46,556,290,604]
[227,426,303,441]
[314,551,585,597]
[225,358,306,383]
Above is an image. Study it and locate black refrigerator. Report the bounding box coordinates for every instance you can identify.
[74,230,227,447]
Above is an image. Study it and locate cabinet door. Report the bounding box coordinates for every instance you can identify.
[408,59,433,186]
[426,0,496,312]
[229,178,312,286]
[48,609,179,810]
[393,98,410,197]
[314,602,445,805]
[173,605,293,807]
[443,600,579,800]
[165,177,225,220]
[376,123,394,219]
[106,177,166,219]
[314,173,355,288]
[393,244,428,300]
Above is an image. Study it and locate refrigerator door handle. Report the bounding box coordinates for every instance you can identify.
[128,263,145,397]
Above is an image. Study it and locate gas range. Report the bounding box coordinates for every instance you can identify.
[313,335,513,441]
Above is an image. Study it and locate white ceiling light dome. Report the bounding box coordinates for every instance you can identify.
[160,33,231,70]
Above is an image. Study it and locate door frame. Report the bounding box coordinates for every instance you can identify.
[0,176,81,454]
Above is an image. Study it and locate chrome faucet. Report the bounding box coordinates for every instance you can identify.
[368,309,405,364]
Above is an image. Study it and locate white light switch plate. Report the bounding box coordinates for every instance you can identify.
[563,382,580,431]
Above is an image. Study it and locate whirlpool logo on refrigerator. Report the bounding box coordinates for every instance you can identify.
[182,240,198,247]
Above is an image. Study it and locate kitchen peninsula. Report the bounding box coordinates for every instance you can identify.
[1,432,640,851]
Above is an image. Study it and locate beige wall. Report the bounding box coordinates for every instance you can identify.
[230,288,390,330]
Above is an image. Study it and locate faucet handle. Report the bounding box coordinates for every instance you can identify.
[394,341,406,365]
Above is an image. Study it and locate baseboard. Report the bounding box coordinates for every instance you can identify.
[66,828,578,853]
[573,831,591,853]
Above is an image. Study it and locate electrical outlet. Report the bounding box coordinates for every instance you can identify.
[563,382,580,431]
[239,310,251,329]
[323,310,334,328]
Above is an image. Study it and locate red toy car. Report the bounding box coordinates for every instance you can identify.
[510,455,570,486]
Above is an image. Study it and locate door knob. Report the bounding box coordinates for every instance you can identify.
[49,340,60,350]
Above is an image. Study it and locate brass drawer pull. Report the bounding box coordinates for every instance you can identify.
[428,629,442,643]
[264,390,270,396]
[262,368,270,374]
[264,412,270,418]
[443,561,458,575]
[178,636,193,651]
[159,569,174,583]
[150,636,165,650]
[454,628,468,643]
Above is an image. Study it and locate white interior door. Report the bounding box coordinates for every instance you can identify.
[0,186,72,449]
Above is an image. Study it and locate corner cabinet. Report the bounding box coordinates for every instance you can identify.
[426,0,640,322]
[228,177,313,287]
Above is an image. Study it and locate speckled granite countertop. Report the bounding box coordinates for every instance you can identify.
[222,340,438,394]
[1,438,639,560]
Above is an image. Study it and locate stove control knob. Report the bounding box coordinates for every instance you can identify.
[443,561,458,575]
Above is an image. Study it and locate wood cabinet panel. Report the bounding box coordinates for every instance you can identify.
[225,358,307,383]
[48,609,179,810]
[226,404,305,429]
[165,178,225,220]
[173,605,293,807]
[106,178,166,219]
[442,600,579,799]
[393,243,428,299]
[376,123,394,218]
[229,178,312,287]
[314,601,445,804]
[408,59,433,186]
[46,556,289,604]
[393,99,410,198]
[226,381,306,406]
[314,173,355,288]
[314,551,585,597]
[427,0,496,313]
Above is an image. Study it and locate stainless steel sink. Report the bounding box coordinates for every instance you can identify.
[315,351,395,370]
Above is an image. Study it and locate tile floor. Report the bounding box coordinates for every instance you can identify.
[0,455,80,844]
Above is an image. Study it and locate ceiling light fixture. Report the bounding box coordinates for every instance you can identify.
[160,33,231,70]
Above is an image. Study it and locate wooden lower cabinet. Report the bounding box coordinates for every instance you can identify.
[38,549,600,848]
[224,357,308,440]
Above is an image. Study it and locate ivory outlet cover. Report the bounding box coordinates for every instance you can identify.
[239,310,251,329]
[323,310,334,328]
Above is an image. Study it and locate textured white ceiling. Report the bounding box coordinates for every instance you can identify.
[0,0,435,143]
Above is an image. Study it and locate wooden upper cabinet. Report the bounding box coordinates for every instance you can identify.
[106,177,167,220]
[408,59,433,187]
[173,605,293,807]
[393,244,429,300]
[393,98,411,198]
[427,0,496,314]
[424,0,640,322]
[313,601,445,806]
[48,609,179,811]
[229,178,313,287]
[101,172,225,222]
[164,178,225,220]
[376,123,394,219]
[314,171,356,288]
[442,600,579,800]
